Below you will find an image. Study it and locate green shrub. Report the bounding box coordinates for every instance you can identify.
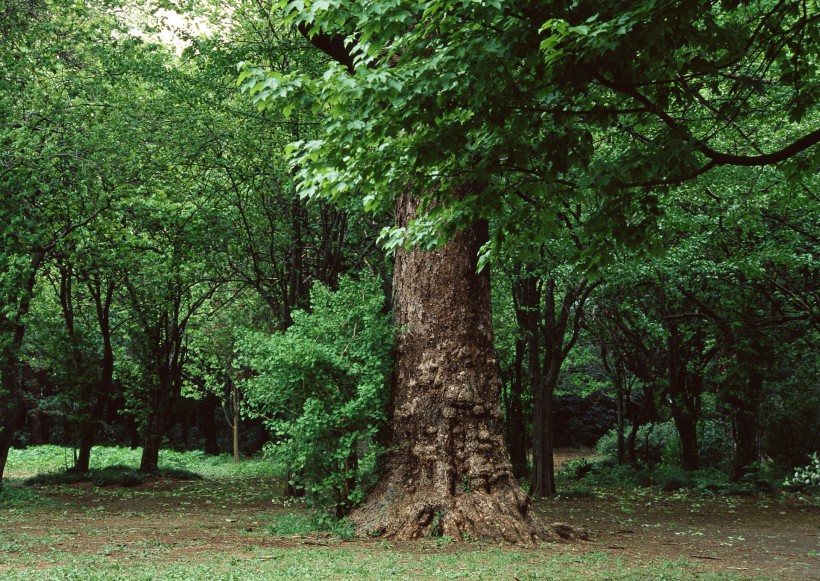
[696,419,733,471]
[582,462,652,488]
[560,458,595,480]
[555,486,597,499]
[783,452,820,492]
[653,465,696,491]
[266,511,355,539]
[596,421,678,467]
[595,419,733,471]
[238,276,393,516]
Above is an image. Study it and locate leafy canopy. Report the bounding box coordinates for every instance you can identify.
[239,0,818,258]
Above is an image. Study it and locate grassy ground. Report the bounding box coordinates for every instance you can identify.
[1,446,817,580]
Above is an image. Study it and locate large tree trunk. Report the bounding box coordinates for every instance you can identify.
[350,191,544,544]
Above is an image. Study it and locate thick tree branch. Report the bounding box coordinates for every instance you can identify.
[596,74,820,169]
[297,23,356,74]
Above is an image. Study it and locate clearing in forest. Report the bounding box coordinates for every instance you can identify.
[0,449,817,580]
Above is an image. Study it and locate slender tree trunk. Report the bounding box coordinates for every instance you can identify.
[139,368,178,473]
[732,369,764,480]
[615,376,626,466]
[626,421,640,466]
[0,441,10,482]
[28,409,48,446]
[231,379,240,463]
[506,338,528,479]
[529,379,556,497]
[74,337,112,472]
[74,427,94,473]
[350,190,544,543]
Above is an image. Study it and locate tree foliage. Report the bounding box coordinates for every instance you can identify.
[238,276,393,515]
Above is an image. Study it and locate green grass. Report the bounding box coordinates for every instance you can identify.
[0,548,748,580]
[4,445,278,480]
[2,447,802,580]
[0,482,57,509]
[263,511,356,539]
[23,464,202,487]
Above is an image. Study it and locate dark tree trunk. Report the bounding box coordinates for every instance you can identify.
[128,419,141,449]
[74,427,94,473]
[505,337,528,479]
[350,191,544,543]
[0,441,10,482]
[28,409,48,446]
[626,421,640,466]
[732,368,764,480]
[530,378,555,497]
[615,372,626,466]
[230,379,240,463]
[140,422,163,474]
[672,410,699,471]
[530,278,593,498]
[139,370,179,474]
[666,325,703,471]
[0,404,25,482]
[508,266,539,480]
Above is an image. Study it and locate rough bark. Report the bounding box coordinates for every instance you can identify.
[350,191,546,544]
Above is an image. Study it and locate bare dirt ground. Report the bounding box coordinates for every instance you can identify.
[1,451,817,580]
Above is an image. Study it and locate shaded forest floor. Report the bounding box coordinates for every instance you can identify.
[0,449,817,580]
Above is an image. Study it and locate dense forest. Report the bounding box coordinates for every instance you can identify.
[1,0,817,544]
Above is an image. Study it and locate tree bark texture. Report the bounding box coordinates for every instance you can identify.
[350,191,544,544]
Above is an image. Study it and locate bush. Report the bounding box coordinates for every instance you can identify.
[239,276,393,516]
[580,462,652,488]
[783,452,820,492]
[266,511,356,539]
[560,458,595,480]
[595,419,733,471]
[596,421,678,467]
